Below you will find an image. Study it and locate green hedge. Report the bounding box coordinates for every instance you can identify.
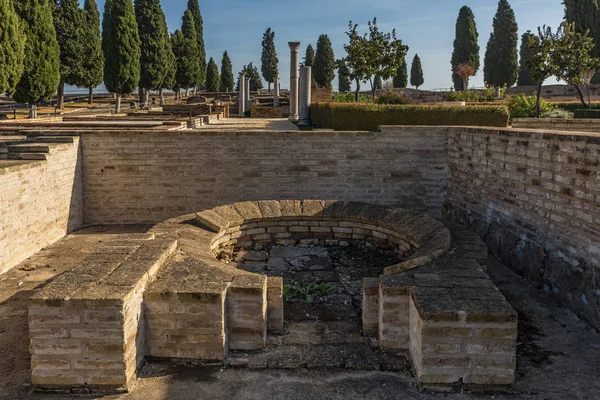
[550,102,600,112]
[574,109,600,119]
[311,103,509,131]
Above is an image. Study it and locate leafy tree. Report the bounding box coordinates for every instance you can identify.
[52,0,85,109]
[451,6,480,91]
[304,44,315,67]
[455,63,477,91]
[174,10,201,95]
[160,35,176,104]
[187,0,206,89]
[13,0,60,117]
[518,31,536,86]
[564,0,600,83]
[373,75,382,90]
[527,26,555,117]
[484,0,519,92]
[134,0,171,107]
[336,59,352,92]
[410,54,424,89]
[393,57,408,88]
[205,57,220,92]
[79,0,104,104]
[261,28,278,91]
[102,0,141,113]
[313,34,336,88]
[235,63,263,91]
[220,50,234,92]
[552,22,600,107]
[0,0,25,96]
[344,18,409,99]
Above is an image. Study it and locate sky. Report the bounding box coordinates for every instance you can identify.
[89,0,565,91]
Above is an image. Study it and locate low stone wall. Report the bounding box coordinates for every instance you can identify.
[0,137,83,275]
[250,105,287,118]
[445,127,600,327]
[512,118,600,133]
[80,127,448,224]
[507,84,600,101]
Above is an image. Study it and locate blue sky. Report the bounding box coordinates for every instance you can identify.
[91,0,565,90]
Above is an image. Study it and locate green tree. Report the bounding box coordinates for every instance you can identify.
[451,6,480,91]
[78,0,104,104]
[52,0,85,110]
[134,0,171,107]
[102,0,141,113]
[170,30,185,98]
[261,28,278,91]
[564,0,600,83]
[484,0,519,93]
[13,0,60,117]
[0,0,25,96]
[220,50,234,92]
[187,0,206,89]
[175,10,201,95]
[410,54,424,89]
[304,44,315,67]
[552,22,600,107]
[160,35,176,104]
[235,63,263,91]
[527,26,555,117]
[344,18,409,99]
[518,31,536,86]
[205,57,220,92]
[313,34,336,88]
[393,57,408,88]
[336,59,352,92]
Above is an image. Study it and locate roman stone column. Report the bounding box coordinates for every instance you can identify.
[288,42,300,121]
[298,66,312,126]
[274,73,280,107]
[238,73,246,117]
[245,77,252,112]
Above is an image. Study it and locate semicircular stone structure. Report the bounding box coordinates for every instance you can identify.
[28,200,517,393]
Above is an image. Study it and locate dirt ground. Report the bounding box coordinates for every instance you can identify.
[1,226,599,400]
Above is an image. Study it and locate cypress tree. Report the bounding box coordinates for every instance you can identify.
[206,57,220,92]
[13,0,60,116]
[451,6,480,91]
[0,0,25,96]
[484,0,519,90]
[170,30,185,98]
[236,63,263,91]
[160,36,176,104]
[304,44,315,67]
[518,31,536,86]
[79,0,104,104]
[187,0,206,89]
[261,28,278,91]
[102,0,141,113]
[410,54,424,89]
[53,0,85,110]
[393,57,408,88]
[220,50,234,92]
[336,59,352,92]
[564,0,600,83]
[176,10,201,94]
[313,34,335,88]
[134,0,171,107]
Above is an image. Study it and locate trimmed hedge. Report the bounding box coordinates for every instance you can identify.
[574,109,600,119]
[550,102,600,112]
[311,103,509,131]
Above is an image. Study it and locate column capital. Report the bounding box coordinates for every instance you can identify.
[288,42,301,51]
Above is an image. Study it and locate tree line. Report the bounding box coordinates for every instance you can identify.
[0,0,237,115]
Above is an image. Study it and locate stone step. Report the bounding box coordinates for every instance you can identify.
[8,144,50,153]
[0,153,47,160]
[28,136,74,144]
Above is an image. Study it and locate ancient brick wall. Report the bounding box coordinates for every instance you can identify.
[80,128,448,224]
[445,127,600,327]
[0,139,83,274]
[512,118,600,133]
